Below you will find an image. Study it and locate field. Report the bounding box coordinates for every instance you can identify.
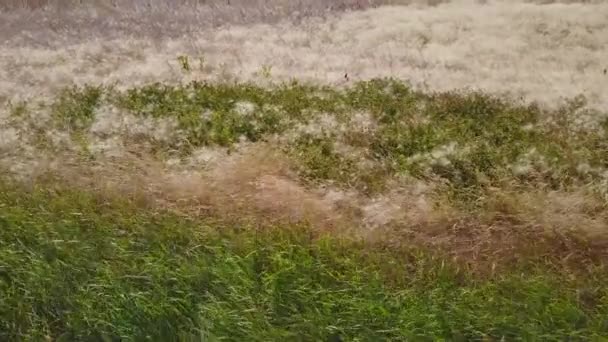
[1,0,608,340]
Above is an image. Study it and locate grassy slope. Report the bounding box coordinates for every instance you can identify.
[1,79,608,340]
[1,183,607,341]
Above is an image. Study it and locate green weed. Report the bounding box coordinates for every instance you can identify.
[51,84,104,131]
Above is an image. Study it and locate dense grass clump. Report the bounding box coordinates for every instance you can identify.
[52,85,105,131]
[0,182,607,340]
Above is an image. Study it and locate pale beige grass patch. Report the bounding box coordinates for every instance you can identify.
[1,0,607,111]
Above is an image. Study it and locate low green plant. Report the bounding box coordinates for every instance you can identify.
[260,64,272,79]
[177,55,191,72]
[38,79,608,200]
[51,84,103,131]
[8,100,28,118]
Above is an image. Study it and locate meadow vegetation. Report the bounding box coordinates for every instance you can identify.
[1,179,608,341]
[2,78,608,340]
[1,0,608,340]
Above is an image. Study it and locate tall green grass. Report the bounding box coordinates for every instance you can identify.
[1,182,607,340]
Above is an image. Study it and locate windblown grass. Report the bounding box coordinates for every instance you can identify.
[2,78,608,340]
[1,1,608,339]
[1,181,607,340]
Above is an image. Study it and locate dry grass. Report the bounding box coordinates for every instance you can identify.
[1,0,607,111]
[10,141,607,275]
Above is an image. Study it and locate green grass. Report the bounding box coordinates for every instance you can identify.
[52,84,105,131]
[34,78,607,199]
[3,78,608,339]
[1,181,607,340]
